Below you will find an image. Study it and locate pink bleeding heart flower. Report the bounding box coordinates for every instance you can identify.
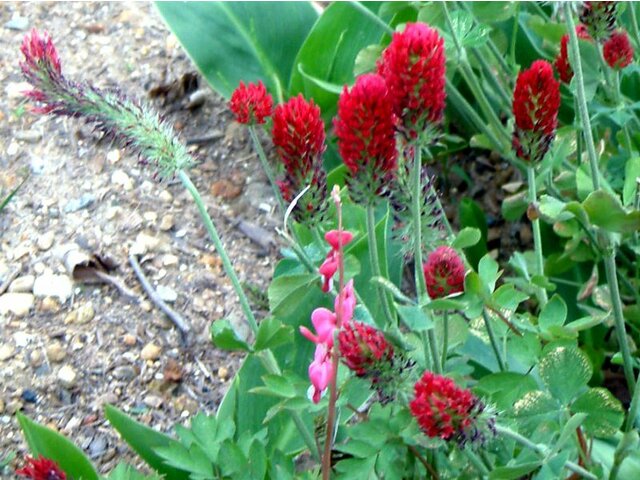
[308,343,334,403]
[319,251,339,293]
[300,307,337,347]
[335,279,356,324]
[325,230,354,250]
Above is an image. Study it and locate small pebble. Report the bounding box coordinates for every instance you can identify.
[106,149,121,163]
[140,342,161,361]
[33,273,73,301]
[40,296,60,313]
[21,389,37,404]
[159,214,174,231]
[218,366,229,380]
[57,365,78,388]
[159,190,173,203]
[75,303,95,324]
[123,334,137,346]
[46,342,67,363]
[111,169,134,190]
[8,275,35,293]
[140,300,152,312]
[0,293,35,317]
[36,231,55,251]
[162,254,179,267]
[0,345,16,362]
[156,285,177,303]
[143,394,163,409]
[29,349,44,368]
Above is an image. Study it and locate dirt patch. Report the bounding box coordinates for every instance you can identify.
[0,2,278,473]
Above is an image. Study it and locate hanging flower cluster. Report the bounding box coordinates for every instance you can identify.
[512,60,561,164]
[20,29,191,178]
[318,230,354,293]
[555,25,592,84]
[377,22,446,143]
[579,1,619,42]
[16,456,66,480]
[410,372,494,446]
[229,80,273,125]
[423,246,466,299]
[603,30,634,69]
[301,280,356,403]
[272,95,327,224]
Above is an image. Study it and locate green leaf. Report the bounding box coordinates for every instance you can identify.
[155,2,318,99]
[475,373,538,411]
[470,1,518,23]
[552,413,588,454]
[489,462,542,480]
[511,390,562,427]
[268,273,318,318]
[458,198,488,269]
[571,388,624,437]
[538,294,568,331]
[17,413,99,480]
[354,44,384,76]
[289,2,387,123]
[583,189,640,233]
[372,276,413,304]
[0,176,27,214]
[297,64,344,94]
[251,374,298,399]
[105,463,164,480]
[623,157,640,206]
[492,284,529,311]
[210,318,252,352]
[539,346,592,404]
[253,317,293,351]
[105,405,189,480]
[452,227,481,249]
[396,304,433,332]
[478,254,500,294]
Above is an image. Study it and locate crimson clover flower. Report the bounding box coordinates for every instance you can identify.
[512,60,560,164]
[555,25,592,84]
[410,372,495,446]
[338,320,394,377]
[271,94,327,224]
[229,80,273,125]
[16,456,66,480]
[19,29,190,178]
[334,73,398,202]
[580,1,619,42]
[423,246,465,299]
[603,30,634,69]
[377,22,446,143]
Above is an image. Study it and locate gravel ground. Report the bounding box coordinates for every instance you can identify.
[0,2,278,474]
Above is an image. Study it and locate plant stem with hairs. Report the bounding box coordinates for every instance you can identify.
[565,3,636,397]
[527,166,548,307]
[366,204,396,327]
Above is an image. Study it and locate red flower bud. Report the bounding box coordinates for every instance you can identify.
[409,372,477,441]
[377,22,446,141]
[229,80,273,125]
[16,456,66,480]
[512,60,560,163]
[338,321,394,376]
[423,246,465,299]
[603,30,634,69]
[334,73,398,198]
[555,25,592,84]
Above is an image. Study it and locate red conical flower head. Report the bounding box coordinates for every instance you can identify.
[555,25,592,84]
[409,372,476,441]
[229,80,273,125]
[512,60,560,163]
[334,73,398,200]
[580,1,619,42]
[16,456,66,480]
[338,321,394,376]
[377,22,446,141]
[603,30,634,69]
[423,246,465,299]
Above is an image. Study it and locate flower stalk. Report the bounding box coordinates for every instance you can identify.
[527,166,548,307]
[565,3,636,397]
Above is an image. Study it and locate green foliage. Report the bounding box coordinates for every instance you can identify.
[17,413,100,480]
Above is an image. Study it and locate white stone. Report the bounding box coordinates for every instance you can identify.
[57,365,77,388]
[13,331,31,347]
[33,274,73,301]
[8,275,35,293]
[156,285,177,303]
[140,342,161,361]
[0,293,35,316]
[36,231,55,251]
[111,169,134,190]
[0,345,15,361]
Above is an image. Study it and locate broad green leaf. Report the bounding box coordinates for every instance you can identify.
[154,443,213,478]
[623,157,640,206]
[105,405,189,480]
[253,317,293,351]
[492,284,529,311]
[354,44,384,76]
[297,64,344,94]
[155,2,317,99]
[583,189,640,233]
[538,294,568,331]
[458,198,488,269]
[210,318,252,352]
[475,373,538,411]
[397,304,433,332]
[289,2,387,123]
[251,374,298,399]
[105,463,164,480]
[539,346,592,404]
[470,1,517,23]
[334,456,377,479]
[512,390,562,428]
[17,413,99,480]
[571,388,624,437]
[552,413,588,454]
[478,254,500,294]
[268,273,318,318]
[452,227,481,249]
